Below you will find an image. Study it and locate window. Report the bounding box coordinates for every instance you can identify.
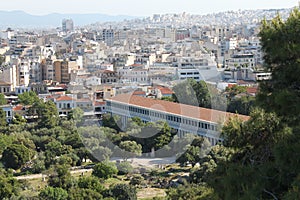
[211,125,215,131]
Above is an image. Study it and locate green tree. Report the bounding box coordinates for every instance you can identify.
[0,170,20,199]
[68,107,84,125]
[176,137,210,166]
[0,108,7,127]
[47,164,74,189]
[39,186,68,200]
[225,85,247,99]
[68,188,103,200]
[2,144,33,170]
[12,113,27,125]
[173,79,211,108]
[257,8,300,125]
[102,114,122,131]
[207,108,292,199]
[161,96,175,102]
[154,122,174,150]
[227,95,255,115]
[32,153,46,173]
[89,146,112,162]
[77,175,105,193]
[0,134,13,154]
[129,174,144,186]
[92,161,118,179]
[18,91,40,105]
[166,184,218,200]
[39,101,59,128]
[109,183,137,200]
[117,161,134,175]
[0,93,7,105]
[119,140,142,161]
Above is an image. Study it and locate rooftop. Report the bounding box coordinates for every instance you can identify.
[55,95,74,101]
[108,93,249,124]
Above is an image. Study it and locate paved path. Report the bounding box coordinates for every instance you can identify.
[15,157,176,180]
[15,168,92,180]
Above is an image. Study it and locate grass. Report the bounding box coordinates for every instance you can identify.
[16,164,178,199]
[19,177,48,198]
[103,175,129,188]
[137,188,166,199]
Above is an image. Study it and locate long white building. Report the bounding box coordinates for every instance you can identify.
[106,93,249,145]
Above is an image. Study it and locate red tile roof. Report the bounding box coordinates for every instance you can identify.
[133,91,146,95]
[56,96,74,101]
[94,101,105,106]
[246,87,258,95]
[13,105,23,111]
[108,93,250,124]
[159,88,174,95]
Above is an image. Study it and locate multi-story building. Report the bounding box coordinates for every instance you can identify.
[53,95,75,116]
[94,70,118,84]
[53,60,70,84]
[106,93,249,145]
[0,81,13,94]
[53,60,79,84]
[226,53,255,69]
[18,60,30,86]
[102,29,114,46]
[41,58,55,81]
[118,65,149,83]
[0,64,17,92]
[62,19,74,33]
[0,104,13,123]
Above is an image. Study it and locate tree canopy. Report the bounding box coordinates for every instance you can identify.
[257,8,300,125]
[18,91,40,105]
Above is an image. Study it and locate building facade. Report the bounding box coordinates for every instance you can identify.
[106,93,249,145]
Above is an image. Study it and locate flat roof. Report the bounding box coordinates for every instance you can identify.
[108,93,249,124]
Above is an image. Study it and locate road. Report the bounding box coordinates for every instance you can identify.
[15,168,92,180]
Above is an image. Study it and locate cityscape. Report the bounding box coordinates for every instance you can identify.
[0,1,299,199]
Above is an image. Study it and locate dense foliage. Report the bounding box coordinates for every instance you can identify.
[167,8,300,199]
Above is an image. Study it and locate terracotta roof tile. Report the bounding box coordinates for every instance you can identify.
[94,101,105,106]
[56,96,74,101]
[108,93,249,124]
[246,87,258,94]
[159,88,174,94]
[133,91,146,95]
[13,105,23,111]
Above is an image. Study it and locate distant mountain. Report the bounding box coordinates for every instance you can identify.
[0,10,137,28]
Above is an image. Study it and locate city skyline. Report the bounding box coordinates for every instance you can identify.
[1,0,299,16]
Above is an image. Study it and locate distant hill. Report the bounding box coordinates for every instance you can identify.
[0,10,137,28]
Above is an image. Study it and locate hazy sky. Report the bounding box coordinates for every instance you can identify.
[1,0,299,16]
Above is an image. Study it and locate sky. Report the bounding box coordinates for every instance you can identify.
[1,0,299,16]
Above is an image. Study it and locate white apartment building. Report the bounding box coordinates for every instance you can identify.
[0,64,17,91]
[118,65,149,83]
[62,19,74,33]
[177,67,202,81]
[0,105,13,123]
[53,95,76,116]
[18,59,31,87]
[227,54,255,69]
